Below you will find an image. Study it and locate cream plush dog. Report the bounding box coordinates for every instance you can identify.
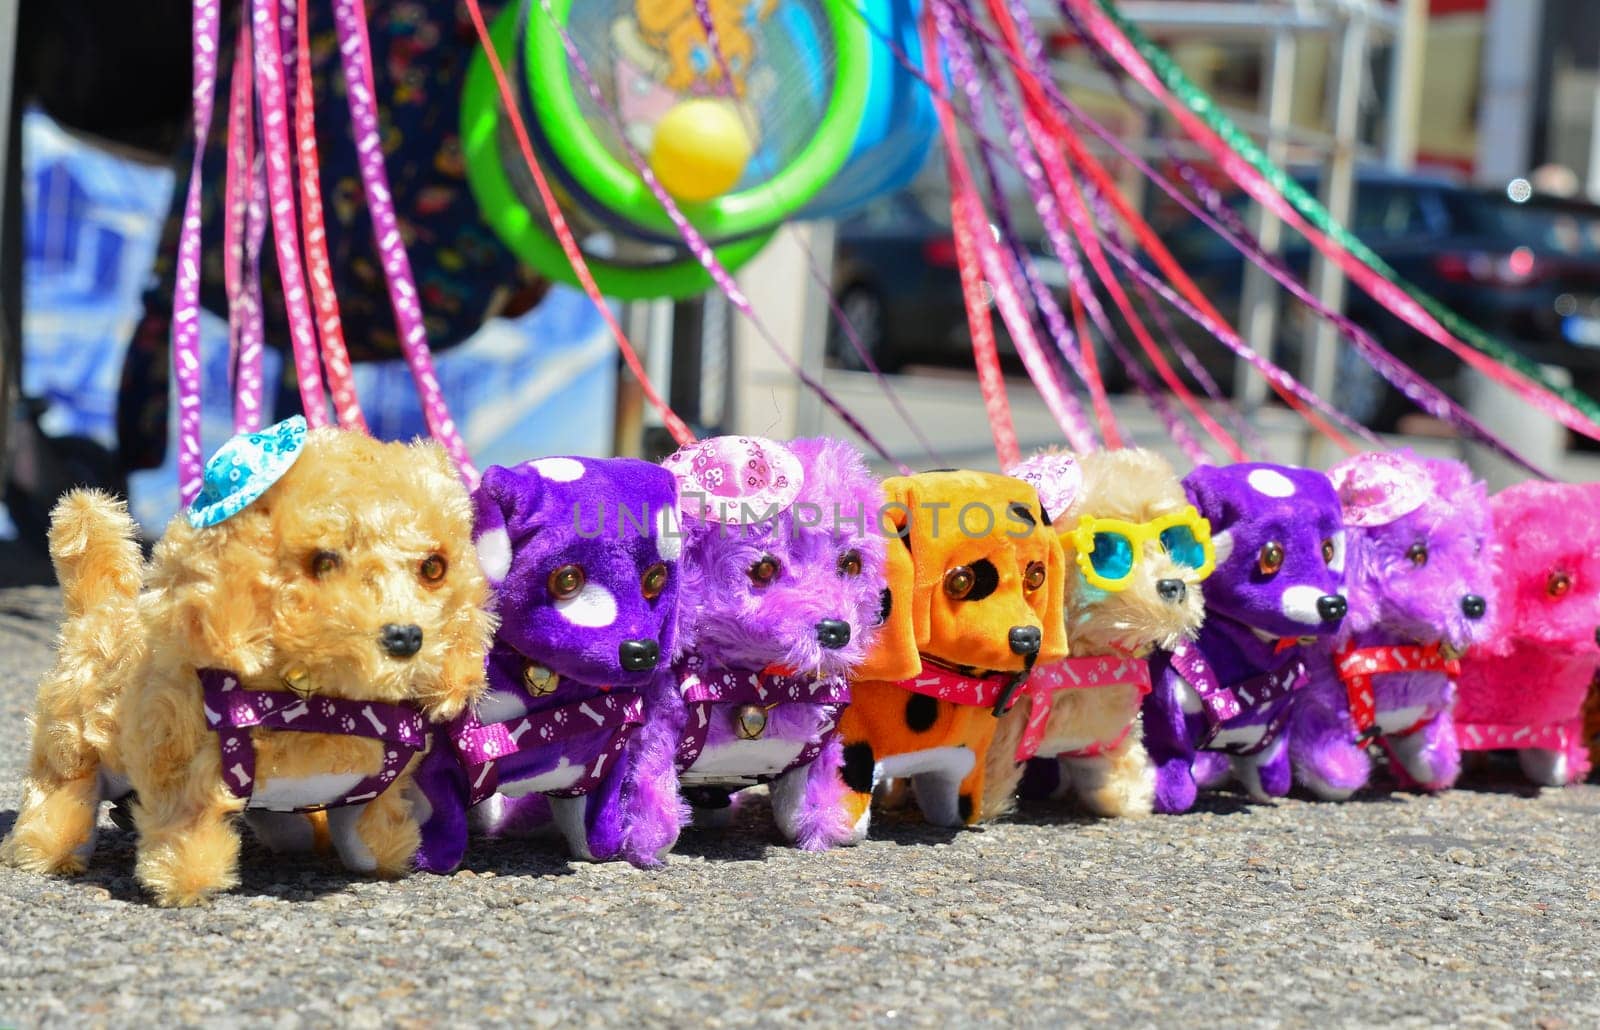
[1,420,494,905]
[986,449,1211,819]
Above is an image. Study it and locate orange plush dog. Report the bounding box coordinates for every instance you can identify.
[836,471,1069,838]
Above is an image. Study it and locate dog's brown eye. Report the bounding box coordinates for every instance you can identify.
[1258,541,1284,576]
[419,554,448,584]
[1406,542,1428,568]
[837,550,862,578]
[1322,539,1336,565]
[309,550,341,578]
[748,556,780,586]
[1023,561,1046,591]
[641,562,668,600]
[944,566,975,599]
[1548,570,1572,597]
[548,564,586,600]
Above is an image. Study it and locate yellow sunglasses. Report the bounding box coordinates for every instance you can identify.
[1070,507,1216,592]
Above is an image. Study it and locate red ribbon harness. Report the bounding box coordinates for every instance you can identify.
[1335,641,1458,740]
[1013,655,1153,763]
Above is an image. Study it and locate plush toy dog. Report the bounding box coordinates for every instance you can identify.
[1454,481,1600,786]
[1,419,495,906]
[411,457,684,871]
[654,435,886,853]
[836,470,1069,836]
[985,449,1210,819]
[1145,463,1347,813]
[1289,452,1492,798]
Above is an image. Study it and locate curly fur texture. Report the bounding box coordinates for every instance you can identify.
[1145,463,1347,813]
[1290,453,1493,799]
[663,437,886,853]
[1455,480,1600,786]
[987,449,1206,820]
[1,429,494,906]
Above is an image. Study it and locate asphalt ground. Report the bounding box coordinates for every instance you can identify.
[0,583,1597,1028]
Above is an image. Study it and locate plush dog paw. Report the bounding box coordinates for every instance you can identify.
[1517,747,1571,787]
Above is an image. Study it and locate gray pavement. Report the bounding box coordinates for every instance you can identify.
[1,583,1598,1027]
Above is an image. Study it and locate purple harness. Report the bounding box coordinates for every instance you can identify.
[445,691,644,806]
[1167,644,1305,755]
[200,668,426,810]
[674,662,851,778]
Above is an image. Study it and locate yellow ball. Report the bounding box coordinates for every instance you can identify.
[648,99,753,203]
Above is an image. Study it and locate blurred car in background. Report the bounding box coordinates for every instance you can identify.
[827,190,1066,372]
[828,172,1600,432]
[1158,168,1600,428]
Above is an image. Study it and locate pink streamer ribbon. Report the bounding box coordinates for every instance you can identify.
[332,0,477,485]
[174,0,223,504]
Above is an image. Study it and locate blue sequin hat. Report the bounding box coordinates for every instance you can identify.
[188,416,309,529]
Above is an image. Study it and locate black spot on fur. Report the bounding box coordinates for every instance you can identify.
[964,559,1000,602]
[1007,502,1036,526]
[877,587,893,627]
[1039,506,1051,527]
[904,693,940,733]
[841,743,876,794]
[958,794,974,822]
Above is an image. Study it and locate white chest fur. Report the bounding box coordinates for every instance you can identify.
[681,738,807,784]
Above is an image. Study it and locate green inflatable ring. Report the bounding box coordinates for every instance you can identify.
[462,6,774,300]
[524,0,871,239]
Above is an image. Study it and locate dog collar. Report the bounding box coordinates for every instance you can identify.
[1014,655,1152,763]
[899,661,1028,715]
[1335,642,1458,740]
[673,663,850,775]
[200,668,426,810]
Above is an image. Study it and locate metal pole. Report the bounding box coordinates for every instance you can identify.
[1235,25,1297,416]
[1383,0,1427,170]
[0,0,19,479]
[1303,9,1369,461]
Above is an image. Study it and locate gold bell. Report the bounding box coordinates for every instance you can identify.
[735,704,769,741]
[281,665,315,698]
[524,663,559,696]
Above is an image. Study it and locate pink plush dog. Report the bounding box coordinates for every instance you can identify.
[1454,481,1600,786]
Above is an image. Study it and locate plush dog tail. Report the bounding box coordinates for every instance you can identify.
[48,489,143,620]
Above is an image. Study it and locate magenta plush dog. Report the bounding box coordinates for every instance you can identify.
[1454,480,1600,786]
[1289,452,1492,798]
[649,435,887,854]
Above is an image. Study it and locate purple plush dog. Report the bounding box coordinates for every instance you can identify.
[411,457,684,871]
[1289,451,1491,798]
[1145,463,1347,812]
[651,435,887,854]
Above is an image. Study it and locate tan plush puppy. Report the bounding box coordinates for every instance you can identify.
[1,420,494,906]
[986,449,1211,819]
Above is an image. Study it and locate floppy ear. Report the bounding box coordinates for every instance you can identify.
[418,598,495,721]
[854,478,923,682]
[471,464,548,589]
[152,506,280,679]
[1037,524,1071,664]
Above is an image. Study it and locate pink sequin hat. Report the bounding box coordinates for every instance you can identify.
[663,435,804,525]
[1007,450,1085,524]
[1329,450,1432,527]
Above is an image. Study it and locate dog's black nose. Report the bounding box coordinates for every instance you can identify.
[379,623,423,658]
[1157,579,1187,604]
[816,619,852,650]
[619,639,660,672]
[1316,595,1347,622]
[1008,626,1042,656]
[1461,595,1486,620]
